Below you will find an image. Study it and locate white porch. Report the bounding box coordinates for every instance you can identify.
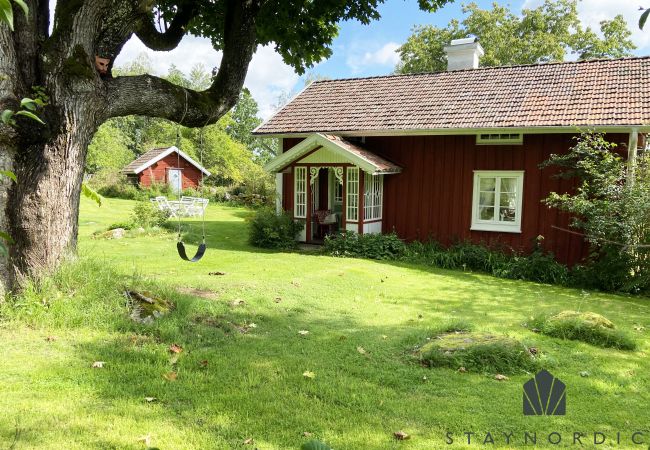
[264,134,401,243]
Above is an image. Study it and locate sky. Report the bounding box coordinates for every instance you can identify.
[69,0,650,119]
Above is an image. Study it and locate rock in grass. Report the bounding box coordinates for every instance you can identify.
[125,290,174,324]
[528,310,636,350]
[416,332,538,374]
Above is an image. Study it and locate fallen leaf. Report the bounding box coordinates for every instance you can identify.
[529,347,538,355]
[291,280,301,287]
[458,367,467,373]
[394,431,410,440]
[422,376,428,382]
[169,344,183,354]
[208,271,226,276]
[356,346,367,355]
[494,374,509,381]
[163,371,177,381]
[303,371,316,379]
[144,397,158,403]
[169,354,180,365]
[274,297,282,303]
[45,336,56,342]
[199,360,209,368]
[303,432,313,437]
[137,434,151,446]
[230,299,245,307]
[580,371,590,377]
[298,330,310,336]
[381,335,388,340]
[91,361,105,369]
[243,437,254,445]
[247,323,257,329]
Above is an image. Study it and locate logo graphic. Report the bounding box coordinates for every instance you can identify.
[523,370,566,416]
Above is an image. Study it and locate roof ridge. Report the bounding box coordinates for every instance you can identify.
[310,56,650,84]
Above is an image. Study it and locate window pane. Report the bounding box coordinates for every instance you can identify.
[499,207,516,222]
[479,177,496,192]
[499,192,516,208]
[479,192,495,206]
[500,177,517,193]
[479,206,494,220]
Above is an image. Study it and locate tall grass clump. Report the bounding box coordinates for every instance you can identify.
[324,231,406,260]
[527,311,636,350]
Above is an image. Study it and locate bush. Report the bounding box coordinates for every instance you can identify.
[323,231,406,260]
[404,239,569,285]
[248,209,303,250]
[527,310,636,350]
[88,169,140,200]
[130,201,171,229]
[416,331,539,374]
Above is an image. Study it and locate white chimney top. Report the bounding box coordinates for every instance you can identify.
[444,37,484,71]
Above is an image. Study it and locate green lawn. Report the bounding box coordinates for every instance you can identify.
[1,198,649,449]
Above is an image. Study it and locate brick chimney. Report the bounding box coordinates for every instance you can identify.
[444,37,484,71]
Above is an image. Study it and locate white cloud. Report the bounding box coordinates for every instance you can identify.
[114,36,299,120]
[346,41,401,74]
[522,0,650,53]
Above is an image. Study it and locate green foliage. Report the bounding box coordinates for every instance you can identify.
[88,169,140,200]
[248,209,303,250]
[542,132,650,294]
[129,201,170,229]
[301,441,332,450]
[640,7,649,30]
[416,331,539,374]
[324,231,406,260]
[0,0,27,30]
[81,182,102,207]
[86,122,135,173]
[404,240,569,285]
[528,311,637,350]
[397,0,635,74]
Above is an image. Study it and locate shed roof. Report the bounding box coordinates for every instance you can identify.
[122,146,211,176]
[254,57,650,135]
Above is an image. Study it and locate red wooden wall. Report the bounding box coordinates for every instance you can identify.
[280,133,629,265]
[137,152,203,189]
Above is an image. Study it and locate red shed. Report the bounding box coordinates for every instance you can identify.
[255,41,650,266]
[122,146,210,192]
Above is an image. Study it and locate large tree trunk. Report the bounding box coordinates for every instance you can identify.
[8,107,97,285]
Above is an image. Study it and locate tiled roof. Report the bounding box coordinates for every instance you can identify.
[122,147,170,174]
[264,133,401,174]
[254,57,650,135]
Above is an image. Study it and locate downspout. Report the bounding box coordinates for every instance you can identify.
[628,128,639,185]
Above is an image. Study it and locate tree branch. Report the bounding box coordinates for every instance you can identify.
[135,3,197,51]
[104,0,260,128]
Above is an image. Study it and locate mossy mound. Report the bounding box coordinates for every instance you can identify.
[528,310,636,350]
[126,290,174,324]
[416,331,538,374]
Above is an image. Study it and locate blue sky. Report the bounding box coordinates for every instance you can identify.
[111,0,649,118]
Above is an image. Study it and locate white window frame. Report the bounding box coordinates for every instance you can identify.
[294,166,307,218]
[364,173,383,221]
[471,170,524,233]
[346,167,359,222]
[476,133,523,145]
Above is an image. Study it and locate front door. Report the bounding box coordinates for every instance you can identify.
[168,169,182,193]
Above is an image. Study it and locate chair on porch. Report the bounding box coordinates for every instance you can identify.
[313,209,337,239]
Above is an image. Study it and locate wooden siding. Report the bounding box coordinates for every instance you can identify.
[279,134,631,265]
[137,152,203,189]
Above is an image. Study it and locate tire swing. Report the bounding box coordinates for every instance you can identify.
[174,125,207,263]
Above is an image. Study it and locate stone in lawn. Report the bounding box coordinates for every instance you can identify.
[111,228,125,239]
[125,290,174,324]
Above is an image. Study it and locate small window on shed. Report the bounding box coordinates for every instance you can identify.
[476,133,523,145]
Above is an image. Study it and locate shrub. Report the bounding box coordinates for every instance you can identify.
[88,169,140,200]
[416,331,539,374]
[323,231,406,260]
[404,239,569,285]
[527,310,636,350]
[130,201,171,229]
[248,209,303,250]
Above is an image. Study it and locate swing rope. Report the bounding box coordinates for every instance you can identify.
[175,91,207,263]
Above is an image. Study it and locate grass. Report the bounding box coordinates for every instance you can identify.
[527,310,638,350]
[0,197,648,449]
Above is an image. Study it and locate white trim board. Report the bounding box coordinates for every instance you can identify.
[133,146,211,176]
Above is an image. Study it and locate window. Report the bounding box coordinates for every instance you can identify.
[364,173,383,220]
[471,171,524,233]
[476,133,523,145]
[346,167,359,222]
[294,167,307,218]
[334,182,343,203]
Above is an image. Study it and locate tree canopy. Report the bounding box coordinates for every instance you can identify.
[397,0,636,74]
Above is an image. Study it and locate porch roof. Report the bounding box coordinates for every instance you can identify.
[264,133,402,175]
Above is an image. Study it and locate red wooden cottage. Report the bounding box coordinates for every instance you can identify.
[122,146,210,192]
[255,39,650,265]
